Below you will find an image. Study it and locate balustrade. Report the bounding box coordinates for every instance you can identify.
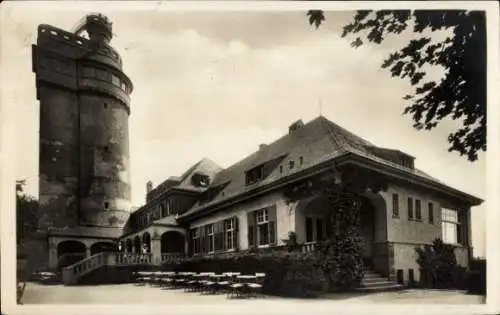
[301,241,318,253]
[61,251,186,285]
[62,252,107,285]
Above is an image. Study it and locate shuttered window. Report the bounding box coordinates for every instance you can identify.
[214,221,224,252]
[207,224,214,253]
[224,217,238,250]
[248,205,277,247]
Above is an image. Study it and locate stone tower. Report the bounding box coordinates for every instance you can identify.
[32,13,132,269]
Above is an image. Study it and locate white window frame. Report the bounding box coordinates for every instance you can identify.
[207,224,215,254]
[256,209,270,246]
[191,229,200,255]
[442,208,461,245]
[225,219,235,250]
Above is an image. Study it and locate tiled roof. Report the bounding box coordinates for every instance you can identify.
[178,116,481,219]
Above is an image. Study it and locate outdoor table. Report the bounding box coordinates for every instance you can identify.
[237,275,257,281]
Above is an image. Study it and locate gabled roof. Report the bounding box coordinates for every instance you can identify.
[178,116,482,219]
[145,158,223,203]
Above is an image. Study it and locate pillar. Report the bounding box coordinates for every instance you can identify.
[151,238,161,265]
[86,245,91,258]
[48,244,58,271]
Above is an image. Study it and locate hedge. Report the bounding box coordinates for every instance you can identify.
[467,258,486,295]
[163,250,328,298]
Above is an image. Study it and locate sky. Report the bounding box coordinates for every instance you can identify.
[0,3,486,257]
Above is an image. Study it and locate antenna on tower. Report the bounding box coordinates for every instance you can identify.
[318,97,323,116]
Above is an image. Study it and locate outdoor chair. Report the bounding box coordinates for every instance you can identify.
[187,272,215,293]
[159,272,175,289]
[151,271,163,287]
[218,272,240,295]
[134,271,149,286]
[227,275,247,299]
[201,274,224,294]
[174,272,190,288]
[247,273,266,298]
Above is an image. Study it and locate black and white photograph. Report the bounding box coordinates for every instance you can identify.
[1,1,499,314]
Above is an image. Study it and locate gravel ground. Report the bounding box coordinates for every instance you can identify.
[21,282,485,305]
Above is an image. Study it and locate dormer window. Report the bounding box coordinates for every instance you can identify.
[289,160,295,170]
[401,157,414,169]
[246,165,264,185]
[191,172,210,187]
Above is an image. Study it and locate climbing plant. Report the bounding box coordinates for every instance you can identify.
[315,174,364,291]
[283,165,387,291]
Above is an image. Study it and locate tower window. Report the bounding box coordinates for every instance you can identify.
[299,156,304,165]
[104,146,109,153]
[95,68,107,80]
[103,102,108,109]
[104,202,109,209]
[82,67,94,78]
[111,74,120,86]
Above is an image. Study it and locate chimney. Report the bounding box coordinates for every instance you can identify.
[259,144,268,151]
[289,119,304,134]
[146,180,153,193]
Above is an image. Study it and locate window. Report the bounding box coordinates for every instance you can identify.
[428,203,434,224]
[166,199,172,216]
[392,194,399,218]
[316,218,324,241]
[256,209,269,246]
[103,102,108,109]
[246,165,264,185]
[442,208,463,245]
[402,157,414,169]
[299,156,304,165]
[160,203,165,217]
[111,74,120,86]
[95,68,107,80]
[190,229,200,255]
[82,66,94,78]
[407,197,414,220]
[103,146,109,153]
[256,209,274,246]
[206,224,214,253]
[279,165,283,174]
[289,160,295,170]
[225,218,236,250]
[104,202,109,209]
[248,207,276,248]
[415,200,422,220]
[306,217,313,242]
[121,81,126,91]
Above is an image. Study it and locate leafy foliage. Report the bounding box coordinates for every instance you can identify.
[16,180,39,245]
[168,250,328,297]
[415,238,466,289]
[317,181,364,290]
[468,258,486,294]
[308,10,486,161]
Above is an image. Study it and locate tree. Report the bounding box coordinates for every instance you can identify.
[307,10,486,162]
[16,180,39,245]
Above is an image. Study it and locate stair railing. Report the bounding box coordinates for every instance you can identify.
[61,252,108,285]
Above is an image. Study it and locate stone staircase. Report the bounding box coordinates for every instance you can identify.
[358,267,406,292]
